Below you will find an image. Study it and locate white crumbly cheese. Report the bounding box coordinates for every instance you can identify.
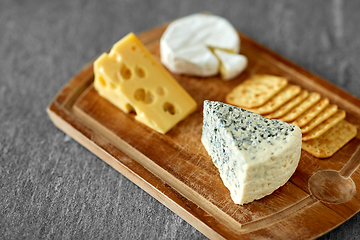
[201,100,302,205]
[213,49,248,80]
[160,14,241,77]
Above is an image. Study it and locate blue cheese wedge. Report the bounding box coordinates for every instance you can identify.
[201,100,302,205]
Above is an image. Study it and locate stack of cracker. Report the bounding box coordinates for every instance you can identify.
[226,74,357,158]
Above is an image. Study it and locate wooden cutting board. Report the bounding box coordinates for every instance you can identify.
[47,24,360,240]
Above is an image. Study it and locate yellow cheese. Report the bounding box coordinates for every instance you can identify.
[93,33,197,134]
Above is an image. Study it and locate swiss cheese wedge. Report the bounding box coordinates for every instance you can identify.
[94,33,197,134]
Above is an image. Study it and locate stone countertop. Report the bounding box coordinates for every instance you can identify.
[1,0,360,239]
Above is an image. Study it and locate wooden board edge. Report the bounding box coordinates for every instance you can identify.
[45,22,360,239]
[46,104,232,240]
[48,102,346,239]
[69,101,250,234]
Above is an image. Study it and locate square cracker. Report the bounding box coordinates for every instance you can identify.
[301,104,338,133]
[266,90,309,119]
[244,84,301,115]
[302,109,346,141]
[302,120,357,158]
[292,98,330,127]
[226,74,288,108]
[279,92,321,122]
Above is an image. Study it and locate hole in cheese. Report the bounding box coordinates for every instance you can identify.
[134,88,154,104]
[144,91,154,104]
[134,88,145,101]
[126,103,136,115]
[135,66,145,78]
[110,82,116,89]
[156,87,165,96]
[163,102,176,115]
[120,64,132,80]
[98,76,106,87]
[131,46,136,51]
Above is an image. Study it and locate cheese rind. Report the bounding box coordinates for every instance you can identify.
[201,101,302,204]
[94,33,197,134]
[160,14,240,77]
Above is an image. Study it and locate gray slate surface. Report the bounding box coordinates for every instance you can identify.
[1,0,360,239]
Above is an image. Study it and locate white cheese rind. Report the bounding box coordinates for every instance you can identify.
[214,49,248,80]
[160,14,240,77]
[201,100,302,205]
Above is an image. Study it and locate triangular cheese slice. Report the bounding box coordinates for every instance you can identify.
[94,33,197,134]
[201,100,302,204]
[213,49,247,80]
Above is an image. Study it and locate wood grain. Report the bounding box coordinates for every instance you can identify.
[47,24,360,239]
